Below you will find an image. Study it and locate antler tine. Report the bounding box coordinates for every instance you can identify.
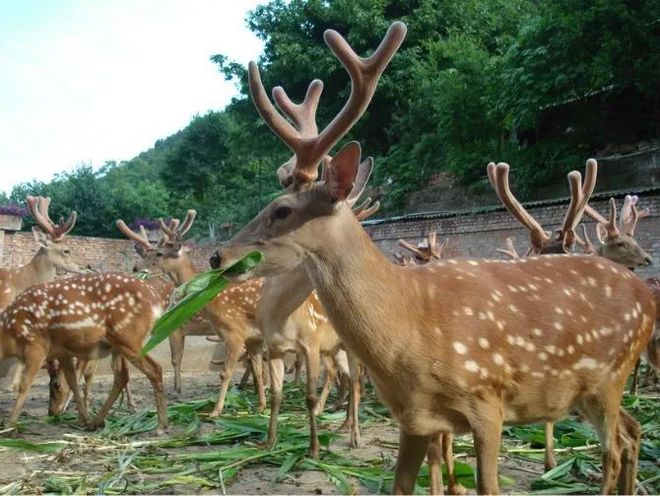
[489,162,550,252]
[156,219,180,247]
[496,237,521,259]
[620,195,650,236]
[399,239,426,260]
[26,195,58,238]
[355,200,380,221]
[176,210,197,238]
[558,159,597,249]
[31,195,76,241]
[585,198,620,237]
[159,218,177,239]
[427,232,437,252]
[116,220,153,249]
[249,22,406,187]
[272,80,324,139]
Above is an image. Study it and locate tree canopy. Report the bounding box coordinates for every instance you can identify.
[5,0,659,237]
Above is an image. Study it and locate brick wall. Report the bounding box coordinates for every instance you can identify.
[0,231,217,275]
[364,195,660,279]
[2,194,659,279]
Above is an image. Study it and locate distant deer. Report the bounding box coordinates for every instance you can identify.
[133,211,268,417]
[116,218,214,393]
[211,20,658,494]
[0,273,168,432]
[1,196,87,392]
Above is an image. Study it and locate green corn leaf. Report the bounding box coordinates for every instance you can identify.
[141,251,263,355]
[0,438,66,453]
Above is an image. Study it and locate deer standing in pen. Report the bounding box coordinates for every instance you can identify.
[0,196,88,392]
[493,165,654,472]
[133,211,268,417]
[116,218,214,393]
[211,20,659,494]
[0,273,168,432]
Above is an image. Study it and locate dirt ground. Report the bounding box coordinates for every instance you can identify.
[0,367,566,494]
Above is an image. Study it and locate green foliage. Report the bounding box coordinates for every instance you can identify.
[9,0,660,232]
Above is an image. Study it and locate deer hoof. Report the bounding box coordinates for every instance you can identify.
[447,483,468,495]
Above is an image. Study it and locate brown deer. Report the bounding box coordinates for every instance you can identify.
[0,273,168,432]
[0,196,84,310]
[133,211,268,417]
[211,21,658,493]
[221,19,402,459]
[396,233,466,495]
[116,218,213,393]
[492,163,653,472]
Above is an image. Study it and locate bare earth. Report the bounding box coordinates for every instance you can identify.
[0,367,558,494]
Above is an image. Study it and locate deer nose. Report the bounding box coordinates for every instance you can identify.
[132,265,139,273]
[645,256,653,266]
[210,251,221,269]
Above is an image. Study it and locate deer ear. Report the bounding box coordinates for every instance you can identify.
[134,243,148,257]
[326,142,362,201]
[32,226,48,247]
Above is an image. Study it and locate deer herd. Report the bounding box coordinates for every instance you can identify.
[0,20,658,496]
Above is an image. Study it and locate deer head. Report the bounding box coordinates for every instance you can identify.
[584,197,652,269]
[26,195,86,274]
[210,21,405,273]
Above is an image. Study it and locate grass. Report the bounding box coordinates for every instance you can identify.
[0,380,657,495]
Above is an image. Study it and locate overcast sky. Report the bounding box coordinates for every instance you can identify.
[0,0,265,195]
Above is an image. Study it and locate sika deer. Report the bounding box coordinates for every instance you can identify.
[134,211,267,417]
[211,20,657,490]
[492,162,653,471]
[116,219,213,393]
[0,273,168,432]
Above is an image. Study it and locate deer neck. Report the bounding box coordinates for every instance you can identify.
[14,249,56,292]
[301,206,413,379]
[169,257,199,285]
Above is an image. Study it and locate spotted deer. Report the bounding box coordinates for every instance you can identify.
[0,273,168,432]
[0,196,84,310]
[211,21,657,493]
[116,218,213,393]
[0,196,88,392]
[492,162,654,472]
[133,211,268,417]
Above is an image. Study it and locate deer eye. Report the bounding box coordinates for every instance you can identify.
[156,252,163,257]
[63,249,70,254]
[273,206,292,220]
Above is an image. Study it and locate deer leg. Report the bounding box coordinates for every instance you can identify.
[59,356,91,427]
[340,355,362,448]
[427,433,444,495]
[314,354,337,416]
[392,431,430,495]
[247,346,266,413]
[9,349,46,424]
[302,342,322,459]
[124,353,167,434]
[210,335,242,417]
[630,359,641,395]
[265,352,286,448]
[238,360,252,389]
[168,331,185,394]
[82,359,99,410]
[9,362,25,392]
[544,421,557,471]
[123,382,136,413]
[91,353,129,430]
[471,408,503,495]
[576,396,623,495]
[617,408,641,495]
[441,432,467,495]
